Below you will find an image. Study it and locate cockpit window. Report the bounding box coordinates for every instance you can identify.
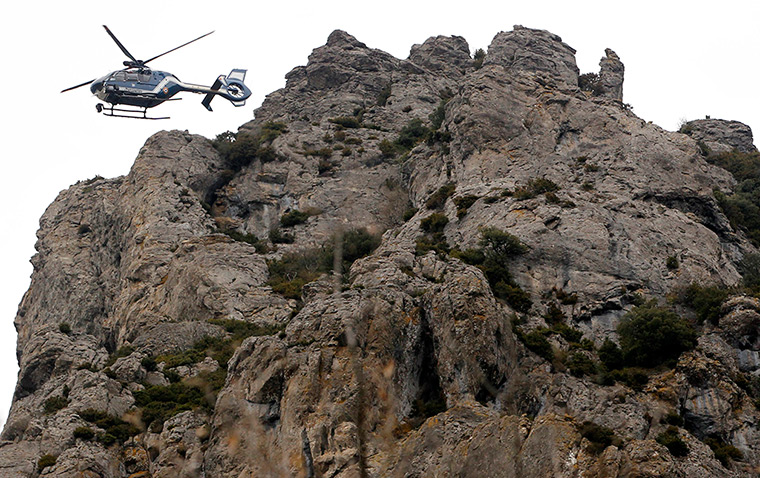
[113,71,127,81]
[138,71,152,82]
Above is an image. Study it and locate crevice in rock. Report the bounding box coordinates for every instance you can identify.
[410,308,446,421]
[639,192,735,242]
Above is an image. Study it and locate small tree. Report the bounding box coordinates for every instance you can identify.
[617,302,698,368]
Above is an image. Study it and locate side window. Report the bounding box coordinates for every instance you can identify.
[113,72,127,81]
[138,71,152,82]
[126,72,139,81]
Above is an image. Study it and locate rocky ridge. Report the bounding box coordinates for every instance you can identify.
[1,25,759,477]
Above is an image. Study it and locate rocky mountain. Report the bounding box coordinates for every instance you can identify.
[2,25,759,477]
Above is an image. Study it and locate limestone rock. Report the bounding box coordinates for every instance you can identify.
[1,25,759,478]
[599,48,624,101]
[682,118,757,153]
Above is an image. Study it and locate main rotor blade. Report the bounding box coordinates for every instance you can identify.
[103,25,138,63]
[144,30,214,64]
[61,79,96,93]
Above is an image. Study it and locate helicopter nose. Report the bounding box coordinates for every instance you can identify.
[90,81,103,94]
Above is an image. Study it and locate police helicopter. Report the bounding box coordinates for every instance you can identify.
[61,25,251,119]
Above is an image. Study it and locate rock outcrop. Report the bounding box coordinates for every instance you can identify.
[682,118,757,154]
[1,25,758,477]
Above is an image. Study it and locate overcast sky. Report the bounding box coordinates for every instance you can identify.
[0,0,757,427]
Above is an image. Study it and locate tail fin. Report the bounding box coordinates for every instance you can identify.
[201,76,224,111]
[201,69,250,111]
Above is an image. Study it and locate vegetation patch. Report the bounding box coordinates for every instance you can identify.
[579,421,622,454]
[704,437,743,467]
[37,454,57,473]
[452,227,531,312]
[513,177,560,200]
[516,329,554,362]
[212,122,287,170]
[43,395,69,414]
[425,182,456,210]
[267,228,381,300]
[473,48,486,69]
[674,283,731,325]
[617,301,698,368]
[416,213,450,257]
[78,408,140,445]
[453,195,480,218]
[73,426,95,440]
[578,72,605,96]
[217,228,269,253]
[280,209,313,228]
[656,426,689,457]
[329,116,362,129]
[708,150,760,246]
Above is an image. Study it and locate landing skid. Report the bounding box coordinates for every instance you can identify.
[96,103,170,120]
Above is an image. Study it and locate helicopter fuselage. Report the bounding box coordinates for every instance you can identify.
[91,69,190,108]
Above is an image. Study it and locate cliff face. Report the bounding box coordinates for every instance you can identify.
[2,26,759,477]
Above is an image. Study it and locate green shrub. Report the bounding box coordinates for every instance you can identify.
[396,118,431,151]
[566,352,596,377]
[578,73,605,96]
[666,256,679,271]
[704,437,743,467]
[676,283,730,325]
[429,98,451,131]
[37,454,57,472]
[657,426,689,457]
[420,213,449,233]
[267,229,380,300]
[663,411,684,427]
[341,228,382,266]
[579,421,622,454]
[514,177,560,200]
[378,139,399,158]
[376,82,392,106]
[617,302,698,368]
[329,116,361,129]
[260,121,288,142]
[218,228,268,253]
[708,150,760,246]
[268,227,294,244]
[520,330,554,361]
[543,303,565,325]
[134,381,210,431]
[552,323,584,343]
[454,195,480,217]
[479,227,528,257]
[402,207,418,222]
[78,409,140,445]
[415,233,450,257]
[425,182,456,210]
[598,339,624,371]
[608,367,649,390]
[280,210,311,227]
[739,253,760,290]
[212,124,286,170]
[43,395,69,414]
[105,345,135,367]
[473,48,486,69]
[267,247,332,299]
[73,426,95,440]
[58,322,72,334]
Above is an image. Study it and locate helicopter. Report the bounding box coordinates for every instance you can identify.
[61,25,251,119]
